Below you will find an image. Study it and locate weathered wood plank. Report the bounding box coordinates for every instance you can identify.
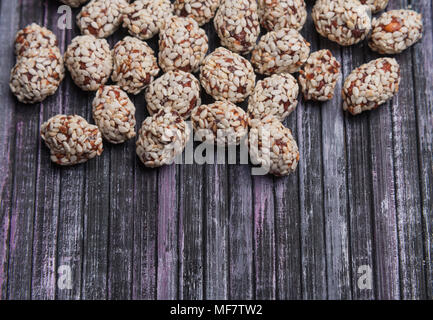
[107,140,135,299]
[6,0,44,300]
[297,101,327,300]
[367,70,400,299]
[132,165,158,300]
[228,164,254,299]
[55,27,91,300]
[319,41,351,299]
[106,30,135,301]
[81,150,110,300]
[274,111,302,300]
[342,47,376,300]
[1,0,432,301]
[179,163,204,300]
[0,0,20,300]
[157,164,179,300]
[204,164,229,299]
[253,175,276,299]
[408,0,433,300]
[31,1,64,300]
[298,8,327,299]
[384,0,425,300]
[79,24,115,300]
[202,21,229,301]
[132,101,158,300]
[361,1,401,301]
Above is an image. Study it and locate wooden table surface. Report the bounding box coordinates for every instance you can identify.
[0,0,432,300]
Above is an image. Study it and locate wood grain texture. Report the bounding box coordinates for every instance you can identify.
[410,0,433,300]
[343,47,376,300]
[0,0,431,301]
[363,1,400,301]
[390,16,425,301]
[319,40,351,300]
[202,22,229,301]
[6,0,44,300]
[253,175,276,299]
[132,115,158,300]
[157,164,179,300]
[204,164,229,299]
[0,0,20,300]
[228,164,254,300]
[31,2,64,300]
[275,111,302,300]
[179,163,205,300]
[298,7,327,299]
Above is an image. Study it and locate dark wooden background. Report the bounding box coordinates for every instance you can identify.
[0,0,431,300]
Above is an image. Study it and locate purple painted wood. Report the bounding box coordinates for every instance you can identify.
[411,0,433,300]
[132,124,158,299]
[157,164,179,300]
[106,30,135,300]
[0,0,20,300]
[55,23,90,300]
[31,1,64,300]
[202,22,229,300]
[319,40,351,299]
[107,141,135,299]
[0,0,431,301]
[364,0,400,300]
[228,165,254,300]
[274,104,302,299]
[6,0,44,299]
[342,47,376,300]
[204,164,229,299]
[368,68,400,299]
[179,163,205,300]
[390,0,425,300]
[297,8,327,299]
[253,175,276,299]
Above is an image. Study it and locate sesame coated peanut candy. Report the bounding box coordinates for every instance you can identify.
[41,114,103,166]
[342,57,400,115]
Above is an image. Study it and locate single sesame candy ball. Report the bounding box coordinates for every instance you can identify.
[111,36,160,95]
[251,28,310,75]
[248,116,299,177]
[92,85,136,144]
[145,70,201,120]
[58,0,89,7]
[248,73,299,121]
[158,16,209,73]
[40,114,103,166]
[14,23,58,58]
[312,0,372,46]
[65,35,113,91]
[11,24,64,104]
[369,9,423,55]
[77,0,129,38]
[122,0,173,40]
[174,0,220,26]
[359,0,388,13]
[214,0,260,54]
[342,58,400,115]
[136,108,191,168]
[258,0,307,32]
[200,47,255,103]
[10,48,65,104]
[298,49,341,101]
[191,101,248,146]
